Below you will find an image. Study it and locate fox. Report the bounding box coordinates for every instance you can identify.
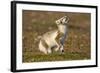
[38,16,69,54]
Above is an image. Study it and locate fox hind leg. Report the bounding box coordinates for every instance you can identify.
[39,40,48,54]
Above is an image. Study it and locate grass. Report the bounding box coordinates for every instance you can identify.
[23,51,90,62]
[22,10,91,63]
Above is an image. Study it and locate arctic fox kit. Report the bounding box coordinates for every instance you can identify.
[38,16,69,54]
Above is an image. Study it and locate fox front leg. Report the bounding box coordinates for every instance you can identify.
[54,43,60,52]
[47,47,52,54]
[59,45,64,53]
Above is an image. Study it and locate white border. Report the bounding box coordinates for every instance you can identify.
[16,3,96,70]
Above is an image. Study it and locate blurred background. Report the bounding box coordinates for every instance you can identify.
[22,10,91,62]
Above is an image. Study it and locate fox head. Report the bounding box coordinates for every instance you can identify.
[55,16,69,25]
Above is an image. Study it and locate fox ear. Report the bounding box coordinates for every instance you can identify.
[65,17,69,23]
